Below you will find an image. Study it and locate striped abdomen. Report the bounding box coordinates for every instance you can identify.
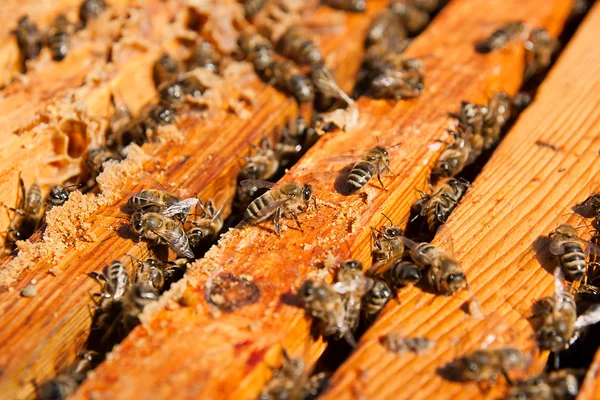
[560,242,586,281]
[244,191,278,222]
[347,160,376,193]
[384,261,422,289]
[49,15,71,61]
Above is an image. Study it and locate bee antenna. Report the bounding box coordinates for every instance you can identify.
[312,196,318,212]
[386,142,402,150]
[126,254,143,266]
[381,212,394,225]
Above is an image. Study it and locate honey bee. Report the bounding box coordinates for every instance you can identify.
[79,0,107,26]
[370,63,424,99]
[187,41,220,74]
[534,268,600,353]
[243,0,265,18]
[14,16,42,68]
[548,224,588,282]
[369,260,422,290]
[164,258,188,290]
[475,21,527,54]
[450,347,526,383]
[362,279,393,323]
[389,2,430,35]
[507,369,581,400]
[85,146,122,183]
[48,14,73,61]
[131,257,165,292]
[36,350,103,400]
[152,54,183,88]
[242,180,315,237]
[380,333,435,355]
[90,260,131,303]
[277,26,323,67]
[109,102,176,151]
[45,184,78,211]
[401,233,467,295]
[158,75,207,105]
[431,130,472,178]
[524,28,559,81]
[413,0,448,13]
[332,260,373,332]
[370,215,405,264]
[239,137,280,182]
[259,350,329,400]
[121,276,161,331]
[411,177,471,233]
[186,200,224,248]
[275,116,310,168]
[298,279,356,346]
[310,64,353,112]
[130,211,195,258]
[238,31,274,73]
[347,145,397,194]
[364,9,408,49]
[481,92,511,149]
[322,0,366,13]
[2,175,43,249]
[266,58,314,103]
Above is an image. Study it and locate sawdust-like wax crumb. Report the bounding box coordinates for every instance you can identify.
[21,284,37,297]
[187,0,248,53]
[96,145,151,203]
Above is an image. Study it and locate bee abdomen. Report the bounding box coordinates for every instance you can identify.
[560,243,586,280]
[347,161,374,193]
[245,192,275,221]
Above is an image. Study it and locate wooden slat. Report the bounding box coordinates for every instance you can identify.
[0,3,389,399]
[323,3,600,399]
[73,0,573,399]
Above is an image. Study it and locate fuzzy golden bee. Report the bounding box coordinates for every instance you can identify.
[2,175,44,249]
[548,224,588,282]
[130,211,194,258]
[14,16,42,68]
[48,14,73,61]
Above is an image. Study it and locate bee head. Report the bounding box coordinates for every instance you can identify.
[302,184,312,202]
[49,185,69,204]
[342,260,362,271]
[443,271,467,294]
[131,212,144,234]
[298,280,314,301]
[459,358,481,380]
[537,324,568,352]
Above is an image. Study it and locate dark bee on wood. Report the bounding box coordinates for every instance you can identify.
[411,177,470,232]
[14,16,42,68]
[186,199,224,249]
[347,145,395,193]
[475,21,526,54]
[48,14,73,61]
[277,26,323,67]
[265,59,314,103]
[187,40,220,74]
[431,129,472,178]
[79,0,107,26]
[447,347,526,383]
[2,175,43,249]
[369,56,424,100]
[238,31,274,74]
[243,0,265,18]
[362,279,393,323]
[389,2,430,35]
[158,76,207,105]
[322,0,366,13]
[524,28,559,81]
[365,9,408,49]
[152,54,183,88]
[45,184,79,212]
[548,224,588,282]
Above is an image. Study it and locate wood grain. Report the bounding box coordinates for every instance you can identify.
[72,0,574,399]
[0,2,388,399]
[323,3,600,399]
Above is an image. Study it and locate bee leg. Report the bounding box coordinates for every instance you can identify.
[500,368,514,385]
[273,207,282,237]
[290,211,304,233]
[376,169,387,191]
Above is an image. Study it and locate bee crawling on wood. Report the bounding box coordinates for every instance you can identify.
[242,180,316,237]
[238,31,275,74]
[506,369,582,400]
[369,54,424,100]
[259,349,329,400]
[447,346,526,383]
[533,267,600,354]
[130,211,194,258]
[79,0,107,26]
[332,260,374,333]
[524,28,559,81]
[153,53,183,88]
[158,75,207,106]
[321,0,366,13]
[186,199,224,248]
[238,137,281,183]
[364,8,408,50]
[411,177,471,233]
[347,143,401,194]
[266,58,314,103]
[370,218,406,265]
[277,26,323,67]
[380,333,435,355]
[187,40,221,74]
[475,21,527,54]
[36,350,103,400]
[362,279,394,323]
[431,129,472,178]
[243,0,265,18]
[48,14,74,61]
[45,184,79,212]
[1,174,43,249]
[14,16,43,69]
[547,224,591,282]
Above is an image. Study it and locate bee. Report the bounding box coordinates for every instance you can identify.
[524,28,559,81]
[45,184,78,211]
[164,258,188,290]
[370,63,424,99]
[36,350,103,400]
[401,233,467,295]
[481,92,511,149]
[130,211,195,258]
[413,0,447,13]
[534,268,600,353]
[152,54,183,88]
[243,0,265,18]
[131,257,165,292]
[365,9,408,49]
[548,224,588,282]
[186,200,224,248]
[411,177,471,232]
[431,130,472,178]
[507,369,581,400]
[259,350,329,400]
[362,279,393,323]
[48,14,73,61]
[266,58,314,103]
[121,277,161,332]
[275,116,310,168]
[187,41,220,74]
[2,175,43,249]
[109,102,176,151]
[322,0,366,13]
[79,0,107,26]
[450,347,526,383]
[158,75,207,105]
[238,31,274,73]
[298,279,356,346]
[475,21,527,54]
[347,145,398,194]
[277,26,323,67]
[90,260,130,303]
[310,64,353,112]
[242,180,316,237]
[369,260,422,290]
[332,260,373,332]
[370,215,405,264]
[128,186,199,225]
[389,2,430,35]
[380,333,435,355]
[239,137,280,182]
[85,146,122,183]
[14,16,42,67]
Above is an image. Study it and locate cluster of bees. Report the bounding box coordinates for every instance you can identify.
[243,0,367,19]
[14,0,107,71]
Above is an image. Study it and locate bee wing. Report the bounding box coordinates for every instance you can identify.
[152,228,194,258]
[574,304,600,330]
[584,240,600,260]
[239,179,277,191]
[160,198,200,218]
[312,67,354,105]
[399,236,418,250]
